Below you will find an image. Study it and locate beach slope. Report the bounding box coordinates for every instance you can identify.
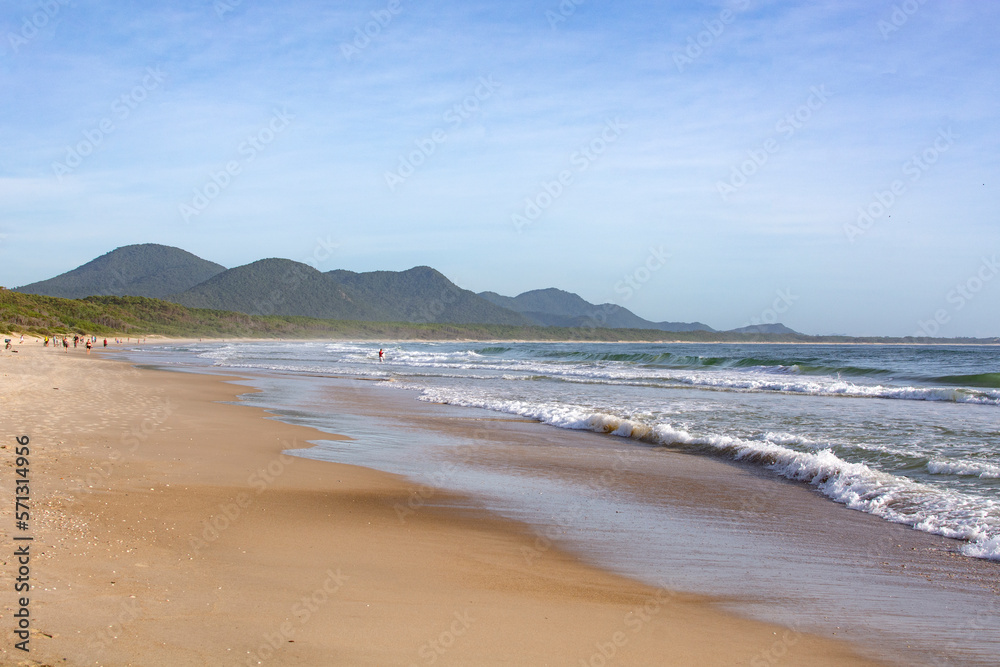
[0,342,882,665]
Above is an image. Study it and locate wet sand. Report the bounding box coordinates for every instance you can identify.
[252,375,1000,666]
[1,339,885,665]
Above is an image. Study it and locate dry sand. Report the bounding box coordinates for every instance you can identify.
[0,339,884,665]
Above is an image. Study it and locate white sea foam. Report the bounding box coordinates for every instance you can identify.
[927,459,1000,478]
[366,353,1000,406]
[763,431,820,447]
[415,385,1000,562]
[659,372,1000,405]
[962,534,1000,560]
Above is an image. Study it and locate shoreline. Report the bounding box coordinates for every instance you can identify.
[111,336,1000,346]
[0,339,885,664]
[8,333,1000,348]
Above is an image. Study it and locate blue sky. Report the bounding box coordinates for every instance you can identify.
[2,0,998,336]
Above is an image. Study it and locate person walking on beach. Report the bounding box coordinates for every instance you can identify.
[103,338,108,348]
[378,348,384,362]
[85,339,92,354]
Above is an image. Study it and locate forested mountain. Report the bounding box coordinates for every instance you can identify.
[14,244,752,332]
[170,259,376,320]
[480,288,715,332]
[327,267,532,326]
[15,244,225,299]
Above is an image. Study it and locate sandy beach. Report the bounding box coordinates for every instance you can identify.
[0,339,885,666]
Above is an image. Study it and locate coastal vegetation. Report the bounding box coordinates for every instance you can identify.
[2,290,995,344]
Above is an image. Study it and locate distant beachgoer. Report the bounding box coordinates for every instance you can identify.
[103,338,108,347]
[62,337,69,351]
[378,348,384,361]
[44,336,49,347]
[86,339,92,354]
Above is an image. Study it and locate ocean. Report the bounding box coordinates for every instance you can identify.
[121,340,1000,665]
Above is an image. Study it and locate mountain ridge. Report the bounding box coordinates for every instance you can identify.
[479,287,715,332]
[327,267,532,326]
[12,244,796,333]
[169,258,377,321]
[15,243,226,299]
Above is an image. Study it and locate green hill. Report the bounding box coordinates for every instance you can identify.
[479,288,714,332]
[729,323,800,335]
[327,266,532,326]
[170,259,376,320]
[15,244,225,299]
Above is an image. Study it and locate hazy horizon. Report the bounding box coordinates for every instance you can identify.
[2,1,998,336]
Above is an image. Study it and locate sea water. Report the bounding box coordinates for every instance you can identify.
[174,340,1000,562]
